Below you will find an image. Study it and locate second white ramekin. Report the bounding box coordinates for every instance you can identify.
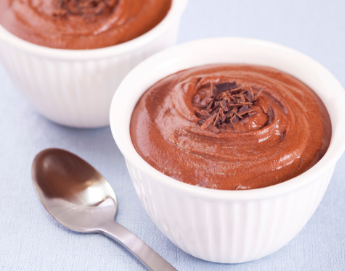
[110,38,345,263]
[0,0,188,128]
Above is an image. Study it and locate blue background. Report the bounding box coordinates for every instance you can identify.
[1,0,344,270]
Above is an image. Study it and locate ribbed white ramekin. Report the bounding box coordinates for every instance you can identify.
[110,38,345,263]
[0,0,188,128]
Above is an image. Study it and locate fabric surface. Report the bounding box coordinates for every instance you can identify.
[1,0,344,270]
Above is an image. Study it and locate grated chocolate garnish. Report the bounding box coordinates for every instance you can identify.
[52,0,118,19]
[194,82,264,133]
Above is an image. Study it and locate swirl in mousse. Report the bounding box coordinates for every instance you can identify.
[0,0,171,49]
[130,64,332,190]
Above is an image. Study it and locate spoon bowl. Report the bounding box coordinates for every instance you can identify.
[32,149,117,232]
[32,148,176,271]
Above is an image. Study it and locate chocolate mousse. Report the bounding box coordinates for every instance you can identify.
[130,64,332,190]
[0,0,171,49]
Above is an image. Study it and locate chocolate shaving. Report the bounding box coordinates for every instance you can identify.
[220,112,226,122]
[211,83,218,98]
[206,100,214,111]
[260,100,269,114]
[248,111,258,117]
[199,110,211,118]
[220,100,229,111]
[201,114,217,130]
[254,87,264,101]
[239,105,249,113]
[234,111,243,119]
[194,81,266,133]
[231,115,239,124]
[213,114,220,127]
[215,82,238,92]
[197,120,204,125]
[247,88,254,101]
[239,109,258,116]
[229,102,253,106]
[228,87,245,94]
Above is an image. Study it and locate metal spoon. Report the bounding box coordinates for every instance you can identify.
[32,148,177,271]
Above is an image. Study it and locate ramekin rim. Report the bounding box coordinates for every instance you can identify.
[110,37,345,201]
[0,0,188,60]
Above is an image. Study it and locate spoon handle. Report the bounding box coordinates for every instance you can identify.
[100,221,177,271]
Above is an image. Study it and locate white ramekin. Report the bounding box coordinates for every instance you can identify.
[110,38,345,263]
[0,0,188,128]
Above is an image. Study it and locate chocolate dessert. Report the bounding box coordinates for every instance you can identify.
[130,64,332,190]
[0,0,171,49]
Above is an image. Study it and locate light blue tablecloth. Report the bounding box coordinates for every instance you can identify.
[1,0,345,270]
